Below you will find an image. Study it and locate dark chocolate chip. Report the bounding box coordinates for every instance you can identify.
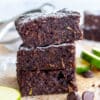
[91,84,95,87]
[82,91,94,100]
[82,70,94,78]
[98,84,100,88]
[67,92,81,100]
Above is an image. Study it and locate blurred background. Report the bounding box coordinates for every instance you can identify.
[0,0,100,22]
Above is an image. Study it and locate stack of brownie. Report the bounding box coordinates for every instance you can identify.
[83,11,100,41]
[15,9,83,96]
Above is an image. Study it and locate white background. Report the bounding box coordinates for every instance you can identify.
[0,0,100,21]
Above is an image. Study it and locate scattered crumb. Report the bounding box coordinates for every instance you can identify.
[91,84,95,87]
[98,84,100,88]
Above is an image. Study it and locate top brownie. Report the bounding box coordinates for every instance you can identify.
[15,9,83,47]
[84,11,100,28]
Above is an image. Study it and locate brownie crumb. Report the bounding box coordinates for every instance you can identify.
[91,84,95,87]
[67,92,81,100]
[98,84,100,88]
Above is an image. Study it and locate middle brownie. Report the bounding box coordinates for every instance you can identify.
[17,43,75,70]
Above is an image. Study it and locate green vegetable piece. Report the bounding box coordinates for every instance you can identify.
[92,47,100,57]
[0,86,21,100]
[76,58,90,74]
[81,50,100,69]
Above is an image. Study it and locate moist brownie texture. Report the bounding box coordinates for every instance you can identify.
[17,43,75,70]
[84,11,100,27]
[83,27,100,41]
[16,9,82,96]
[17,69,76,96]
[15,9,83,47]
[83,11,100,41]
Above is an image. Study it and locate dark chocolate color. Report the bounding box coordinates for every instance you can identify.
[67,92,81,100]
[17,69,76,96]
[84,11,100,27]
[15,9,83,47]
[82,70,94,78]
[15,9,81,96]
[83,27,100,41]
[17,43,75,70]
[83,11,100,41]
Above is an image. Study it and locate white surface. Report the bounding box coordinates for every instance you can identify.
[0,0,100,21]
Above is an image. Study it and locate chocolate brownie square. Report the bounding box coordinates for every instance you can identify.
[17,43,75,70]
[83,11,100,41]
[15,9,82,96]
[84,11,100,28]
[17,69,77,96]
[83,27,100,41]
[15,9,83,47]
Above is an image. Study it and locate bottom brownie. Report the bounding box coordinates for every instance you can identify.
[83,27,100,41]
[17,68,77,96]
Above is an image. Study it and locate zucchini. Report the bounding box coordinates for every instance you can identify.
[0,86,21,100]
[76,58,90,74]
[81,50,100,69]
[92,47,100,57]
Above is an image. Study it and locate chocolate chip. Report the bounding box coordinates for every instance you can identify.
[91,84,95,87]
[82,70,94,78]
[98,84,100,88]
[67,92,81,100]
[82,91,94,100]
